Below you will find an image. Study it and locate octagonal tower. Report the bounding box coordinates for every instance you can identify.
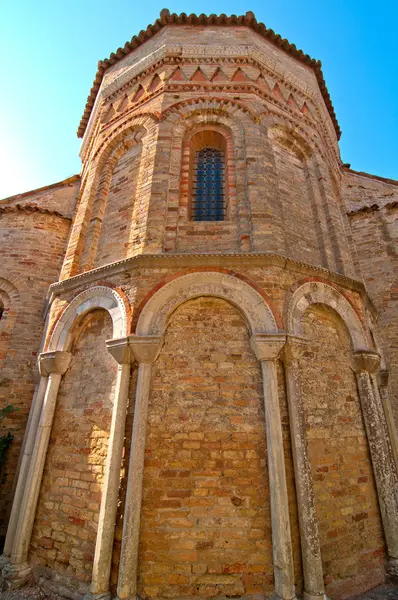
[1,10,397,600]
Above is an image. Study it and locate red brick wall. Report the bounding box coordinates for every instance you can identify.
[301,305,385,598]
[30,310,117,583]
[139,297,274,598]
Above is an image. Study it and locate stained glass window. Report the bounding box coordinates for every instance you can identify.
[192,147,225,221]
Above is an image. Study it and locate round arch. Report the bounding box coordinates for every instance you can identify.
[136,271,277,337]
[48,286,129,352]
[286,280,370,351]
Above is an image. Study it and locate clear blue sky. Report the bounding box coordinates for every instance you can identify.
[1,1,397,199]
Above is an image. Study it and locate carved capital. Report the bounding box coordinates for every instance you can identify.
[38,351,71,376]
[128,335,163,364]
[352,350,381,374]
[106,337,132,365]
[250,334,286,362]
[283,336,309,364]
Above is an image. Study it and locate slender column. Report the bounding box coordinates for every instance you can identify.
[376,370,398,472]
[251,334,297,600]
[84,338,133,600]
[116,335,163,600]
[2,351,71,589]
[353,351,398,576]
[1,374,48,567]
[283,338,327,600]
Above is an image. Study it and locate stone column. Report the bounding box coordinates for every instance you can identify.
[2,350,71,589]
[0,374,49,568]
[250,334,297,600]
[283,338,327,600]
[84,337,133,600]
[117,335,162,600]
[353,351,398,576]
[376,370,398,472]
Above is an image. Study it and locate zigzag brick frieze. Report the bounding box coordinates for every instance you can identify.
[77,11,340,140]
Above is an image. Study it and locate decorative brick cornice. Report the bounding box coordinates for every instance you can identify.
[77,9,340,140]
[347,200,398,217]
[47,251,369,301]
[344,167,398,187]
[0,203,72,220]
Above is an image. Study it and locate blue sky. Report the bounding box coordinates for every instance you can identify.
[1,1,397,199]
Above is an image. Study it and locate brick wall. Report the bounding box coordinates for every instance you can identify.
[30,310,117,583]
[301,305,385,598]
[94,143,142,268]
[344,170,398,431]
[138,297,274,598]
[271,140,321,265]
[0,187,78,537]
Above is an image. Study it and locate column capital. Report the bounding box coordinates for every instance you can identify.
[250,333,286,362]
[128,335,163,364]
[284,336,310,364]
[106,337,132,365]
[352,350,381,374]
[38,351,71,376]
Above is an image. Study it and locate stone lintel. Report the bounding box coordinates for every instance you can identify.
[128,335,163,363]
[250,333,286,361]
[106,337,132,364]
[38,351,71,377]
[352,350,381,374]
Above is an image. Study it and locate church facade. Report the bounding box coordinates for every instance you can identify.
[0,10,397,600]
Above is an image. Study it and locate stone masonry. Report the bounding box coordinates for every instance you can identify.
[0,9,397,600]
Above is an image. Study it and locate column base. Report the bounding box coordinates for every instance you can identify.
[387,556,398,578]
[303,593,330,600]
[270,593,298,600]
[83,592,111,600]
[1,561,32,589]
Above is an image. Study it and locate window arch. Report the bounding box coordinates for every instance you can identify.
[189,130,228,222]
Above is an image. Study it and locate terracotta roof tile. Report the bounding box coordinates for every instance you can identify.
[77,9,341,139]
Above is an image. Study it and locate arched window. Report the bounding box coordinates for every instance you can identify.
[188,130,227,222]
[193,148,225,221]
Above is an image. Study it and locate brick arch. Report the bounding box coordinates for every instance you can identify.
[136,271,277,336]
[92,111,158,160]
[161,96,257,123]
[262,114,321,157]
[93,120,148,165]
[81,129,145,271]
[48,286,129,352]
[0,274,20,365]
[163,108,249,252]
[183,122,235,223]
[285,280,369,351]
[268,123,313,160]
